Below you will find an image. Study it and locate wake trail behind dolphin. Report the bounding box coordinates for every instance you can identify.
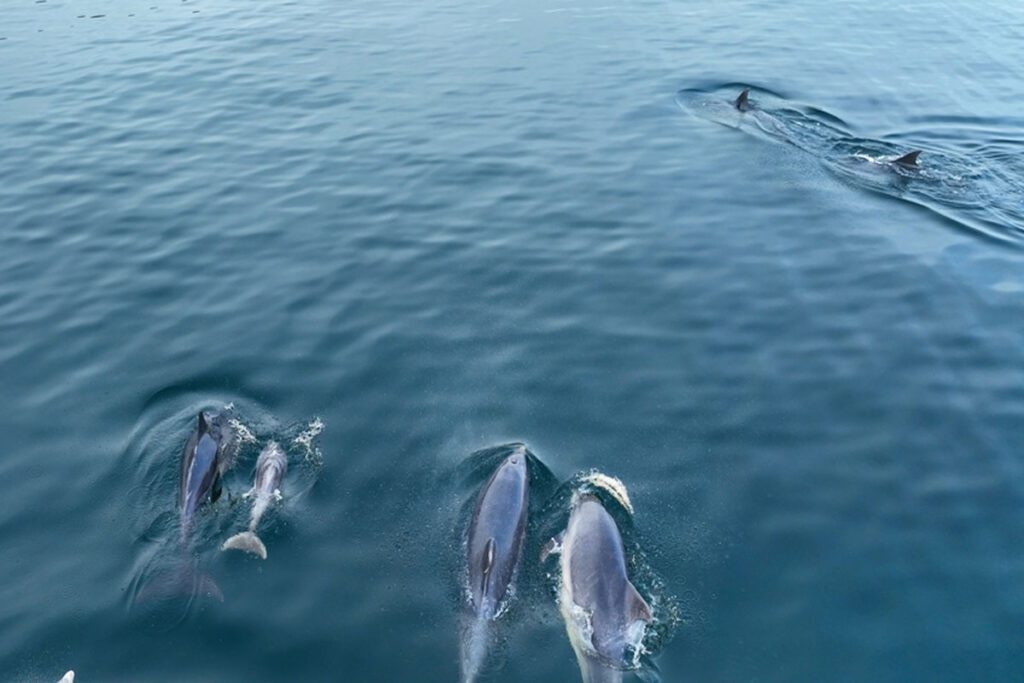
[459,616,490,683]
[676,85,1024,247]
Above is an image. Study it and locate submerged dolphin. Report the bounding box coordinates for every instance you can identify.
[460,445,530,683]
[222,441,287,559]
[545,490,653,683]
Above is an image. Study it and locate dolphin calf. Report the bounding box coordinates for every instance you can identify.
[545,485,653,683]
[222,441,287,559]
[460,445,530,683]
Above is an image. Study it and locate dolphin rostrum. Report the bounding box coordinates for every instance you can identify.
[460,445,530,682]
[545,487,653,683]
[222,441,287,559]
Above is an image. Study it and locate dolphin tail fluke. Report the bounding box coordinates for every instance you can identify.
[894,150,921,166]
[222,531,268,559]
[135,564,223,604]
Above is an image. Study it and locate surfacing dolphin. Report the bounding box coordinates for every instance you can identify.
[137,410,236,603]
[222,441,287,559]
[460,444,530,683]
[544,480,653,683]
[179,411,236,545]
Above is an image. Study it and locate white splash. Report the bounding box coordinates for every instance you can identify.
[582,471,634,515]
[229,418,258,445]
[293,417,325,463]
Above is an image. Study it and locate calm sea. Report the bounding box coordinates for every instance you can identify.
[2,0,1023,680]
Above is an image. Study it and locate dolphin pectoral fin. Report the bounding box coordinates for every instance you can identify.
[625,581,653,623]
[894,150,921,166]
[735,88,751,111]
[540,531,565,563]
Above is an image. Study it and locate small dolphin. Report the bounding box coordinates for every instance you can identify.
[460,445,530,683]
[222,441,287,559]
[545,489,653,683]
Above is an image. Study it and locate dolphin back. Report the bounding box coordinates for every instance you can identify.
[466,450,529,619]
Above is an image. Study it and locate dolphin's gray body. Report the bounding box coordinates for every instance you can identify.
[136,411,235,603]
[178,411,236,546]
[222,441,287,559]
[460,446,530,682]
[549,493,652,683]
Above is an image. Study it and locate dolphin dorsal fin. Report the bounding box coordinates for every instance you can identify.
[735,88,750,111]
[625,581,653,623]
[894,150,921,166]
[197,411,209,435]
[480,538,496,591]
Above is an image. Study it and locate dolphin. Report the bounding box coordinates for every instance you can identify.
[545,490,653,683]
[222,441,287,559]
[137,411,235,603]
[460,445,530,683]
[179,411,236,546]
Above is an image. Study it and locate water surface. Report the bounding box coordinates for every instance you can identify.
[2,0,1024,680]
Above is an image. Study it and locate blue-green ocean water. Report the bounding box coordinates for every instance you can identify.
[3,0,1024,680]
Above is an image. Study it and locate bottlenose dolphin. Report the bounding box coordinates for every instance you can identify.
[460,445,530,683]
[222,441,287,559]
[545,487,653,683]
